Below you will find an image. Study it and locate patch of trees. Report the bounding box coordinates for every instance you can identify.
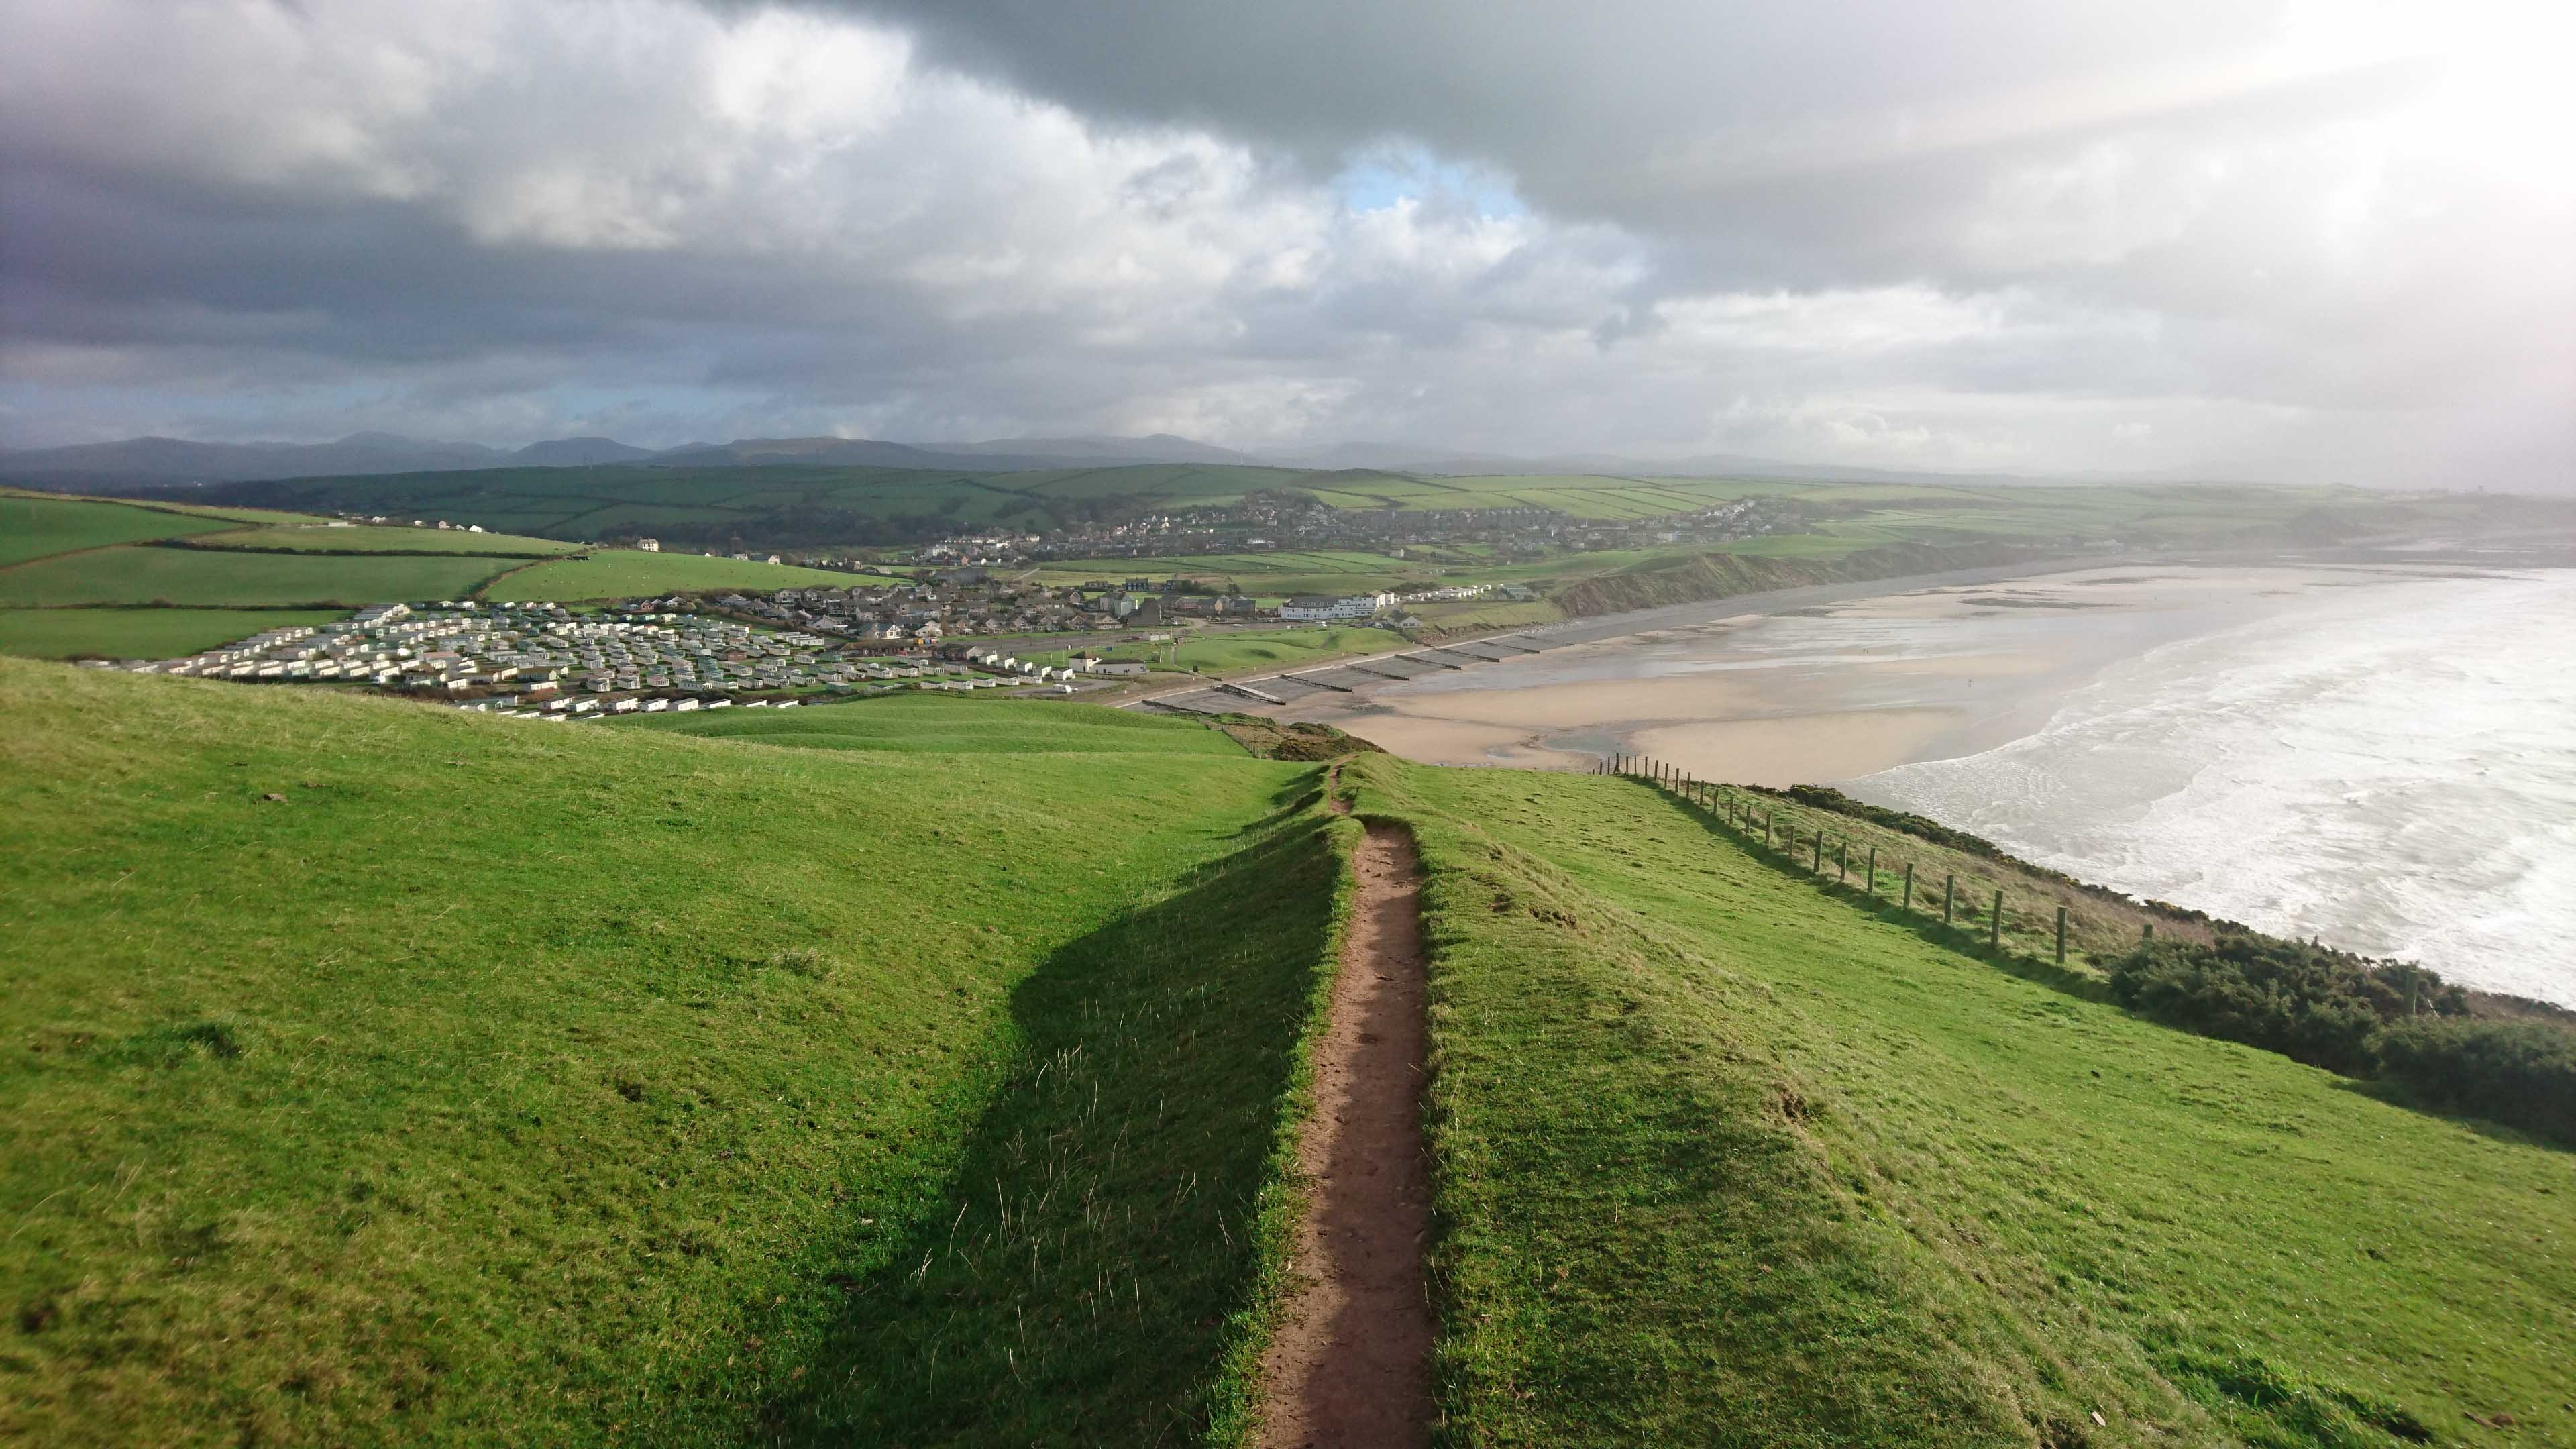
[2108,935,2575,1146]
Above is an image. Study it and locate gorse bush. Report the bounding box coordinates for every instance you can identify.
[2377,1017,2576,1148]
[2108,936,2576,1146]
[2108,935,2463,1075]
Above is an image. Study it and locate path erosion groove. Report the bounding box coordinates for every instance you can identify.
[1256,799,1434,1448]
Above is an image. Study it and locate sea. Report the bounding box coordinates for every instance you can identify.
[1845,569,2576,1006]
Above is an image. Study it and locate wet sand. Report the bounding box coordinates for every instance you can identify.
[1275,564,2470,784]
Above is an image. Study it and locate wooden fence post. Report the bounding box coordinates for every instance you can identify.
[2055,904,2068,964]
[1866,844,1877,896]
[1943,874,1955,926]
[1838,839,1848,883]
[1990,889,2003,950]
[1903,861,1914,910]
[1813,831,1823,871]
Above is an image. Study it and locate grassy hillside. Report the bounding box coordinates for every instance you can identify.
[1011,626,1411,678]
[0,494,242,565]
[1340,756,2575,1446]
[480,550,871,602]
[622,694,1256,754]
[0,545,513,608]
[189,523,584,555]
[0,608,352,661]
[0,662,1349,1446]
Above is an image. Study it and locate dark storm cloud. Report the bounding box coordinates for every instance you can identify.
[1,0,2567,485]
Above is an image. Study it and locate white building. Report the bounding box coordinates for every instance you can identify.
[1279,592,1395,622]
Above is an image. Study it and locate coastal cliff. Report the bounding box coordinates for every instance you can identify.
[1550,540,2039,618]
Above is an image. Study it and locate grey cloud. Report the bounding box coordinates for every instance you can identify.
[1,0,2566,488]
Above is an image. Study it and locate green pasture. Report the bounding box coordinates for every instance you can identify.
[0,494,238,566]
[1013,626,1410,678]
[191,523,582,556]
[477,551,867,602]
[0,546,513,608]
[0,608,351,662]
[1343,757,2576,1446]
[624,694,1251,755]
[0,660,1342,1446]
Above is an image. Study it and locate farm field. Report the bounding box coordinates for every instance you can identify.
[189,523,582,556]
[1032,550,1436,598]
[1341,756,2576,1445]
[0,545,512,608]
[0,493,240,565]
[0,608,350,661]
[191,463,2508,583]
[478,550,873,602]
[0,661,1346,1446]
[1012,626,1411,678]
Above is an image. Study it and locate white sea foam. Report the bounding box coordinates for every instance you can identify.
[1850,570,2576,1005]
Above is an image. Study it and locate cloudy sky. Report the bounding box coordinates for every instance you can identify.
[2,0,2569,486]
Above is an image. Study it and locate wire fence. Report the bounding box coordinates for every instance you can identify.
[1593,752,2149,968]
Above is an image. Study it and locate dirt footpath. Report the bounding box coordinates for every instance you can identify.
[1256,816,1434,1447]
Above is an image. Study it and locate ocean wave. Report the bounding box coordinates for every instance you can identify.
[1852,570,2576,1005]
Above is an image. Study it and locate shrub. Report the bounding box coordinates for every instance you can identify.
[2108,935,2463,1076]
[2109,936,2575,1147]
[2377,1018,2576,1148]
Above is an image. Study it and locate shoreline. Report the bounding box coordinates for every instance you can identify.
[1261,559,2504,785]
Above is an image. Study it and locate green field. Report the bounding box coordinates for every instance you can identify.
[9,635,2573,1445]
[0,608,351,661]
[0,662,1350,1446]
[1342,757,2576,1444]
[1008,626,1411,678]
[0,493,239,565]
[191,523,583,556]
[623,694,1256,754]
[0,545,512,608]
[479,550,870,602]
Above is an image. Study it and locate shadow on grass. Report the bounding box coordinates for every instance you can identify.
[1643,781,2110,1004]
[751,808,1346,1446]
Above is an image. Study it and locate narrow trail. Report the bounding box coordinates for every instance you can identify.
[1257,780,1434,1447]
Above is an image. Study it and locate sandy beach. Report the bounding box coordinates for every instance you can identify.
[1273,563,2476,784]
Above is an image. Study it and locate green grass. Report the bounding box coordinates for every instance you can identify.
[1715,531,1884,558]
[0,546,513,608]
[0,608,352,661]
[623,694,1255,754]
[479,551,871,602]
[189,524,583,556]
[1340,756,2576,1446]
[0,659,1344,1446]
[1010,626,1410,678]
[0,494,239,566]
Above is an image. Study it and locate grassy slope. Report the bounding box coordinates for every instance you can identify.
[480,551,871,602]
[0,494,241,566]
[0,665,1346,1446]
[190,524,584,556]
[621,694,1255,754]
[0,546,512,608]
[1340,757,2574,1447]
[0,608,353,661]
[1006,627,1411,678]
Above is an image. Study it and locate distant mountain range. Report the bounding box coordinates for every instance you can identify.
[0,428,2106,492]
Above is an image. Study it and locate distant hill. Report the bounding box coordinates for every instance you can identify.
[508,437,657,467]
[3,427,2184,493]
[942,433,1265,466]
[0,431,1278,490]
[0,433,506,488]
